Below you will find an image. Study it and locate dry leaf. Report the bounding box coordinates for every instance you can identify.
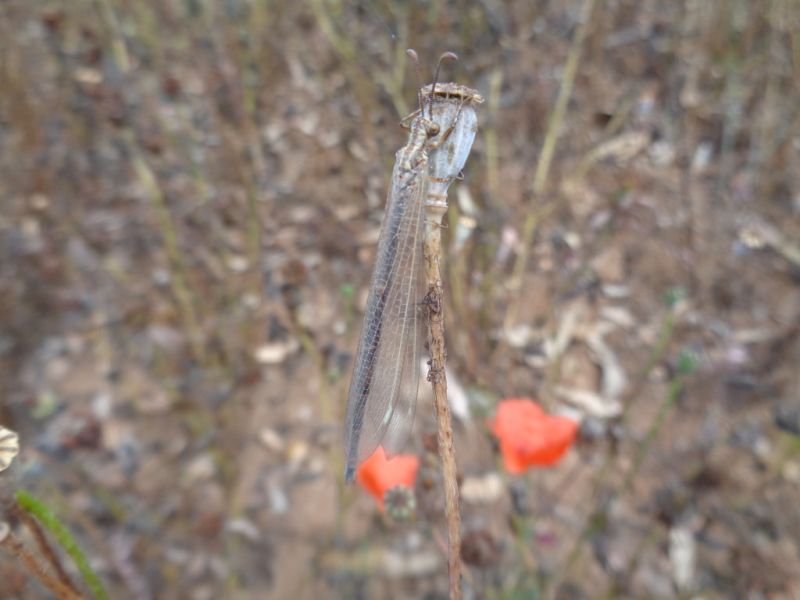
[253,339,300,364]
[383,548,440,578]
[461,472,504,504]
[555,387,622,419]
[669,526,696,592]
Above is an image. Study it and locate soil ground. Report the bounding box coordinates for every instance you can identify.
[1,1,799,599]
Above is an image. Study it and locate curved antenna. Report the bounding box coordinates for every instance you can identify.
[429,51,458,118]
[406,49,425,113]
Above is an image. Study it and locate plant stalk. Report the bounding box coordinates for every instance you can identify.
[423,201,462,600]
[0,525,85,600]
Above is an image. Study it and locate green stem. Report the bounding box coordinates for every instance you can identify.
[620,375,685,494]
[15,490,110,600]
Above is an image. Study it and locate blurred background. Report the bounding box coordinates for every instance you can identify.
[1,0,799,598]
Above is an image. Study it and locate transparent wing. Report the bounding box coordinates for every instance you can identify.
[344,155,426,481]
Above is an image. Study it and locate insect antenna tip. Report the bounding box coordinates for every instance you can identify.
[406,49,425,112]
[429,51,459,118]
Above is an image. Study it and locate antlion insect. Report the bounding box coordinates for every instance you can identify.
[344,51,483,483]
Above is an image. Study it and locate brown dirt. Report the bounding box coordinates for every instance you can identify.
[1,1,799,599]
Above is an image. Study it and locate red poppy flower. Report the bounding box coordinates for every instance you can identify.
[489,398,578,473]
[356,446,419,510]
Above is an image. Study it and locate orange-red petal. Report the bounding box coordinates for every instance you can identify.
[489,398,578,473]
[356,446,419,509]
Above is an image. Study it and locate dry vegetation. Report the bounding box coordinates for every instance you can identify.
[1,0,799,598]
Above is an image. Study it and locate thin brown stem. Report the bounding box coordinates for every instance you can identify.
[124,128,205,363]
[0,525,85,600]
[14,505,79,595]
[508,0,597,298]
[423,203,462,600]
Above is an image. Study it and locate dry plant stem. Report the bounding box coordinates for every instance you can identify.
[309,0,379,142]
[96,0,130,74]
[423,202,462,600]
[0,529,85,600]
[16,490,110,600]
[509,0,597,295]
[14,506,78,595]
[553,370,686,596]
[125,129,205,362]
[484,69,503,201]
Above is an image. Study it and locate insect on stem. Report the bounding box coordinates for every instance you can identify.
[343,54,482,483]
[344,48,483,600]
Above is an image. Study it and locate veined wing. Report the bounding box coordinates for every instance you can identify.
[344,150,427,482]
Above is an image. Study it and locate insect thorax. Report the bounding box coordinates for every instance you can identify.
[399,120,434,170]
